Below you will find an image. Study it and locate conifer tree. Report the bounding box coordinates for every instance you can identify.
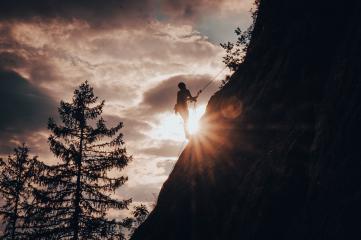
[0,145,37,240]
[29,81,132,239]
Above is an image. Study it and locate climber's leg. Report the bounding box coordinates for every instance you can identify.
[179,108,190,138]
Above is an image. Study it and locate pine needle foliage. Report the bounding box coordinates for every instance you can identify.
[220,0,259,72]
[130,204,149,233]
[28,81,132,240]
[0,145,38,240]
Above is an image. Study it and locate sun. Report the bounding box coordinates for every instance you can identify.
[150,104,207,141]
[188,104,206,135]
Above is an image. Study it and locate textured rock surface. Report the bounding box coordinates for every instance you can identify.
[132,1,361,239]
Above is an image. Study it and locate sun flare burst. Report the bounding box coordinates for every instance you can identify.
[188,104,206,135]
[150,104,207,141]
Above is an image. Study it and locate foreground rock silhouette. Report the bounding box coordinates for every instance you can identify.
[132,1,361,239]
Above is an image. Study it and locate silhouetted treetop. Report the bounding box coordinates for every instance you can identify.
[0,145,38,240]
[28,81,132,240]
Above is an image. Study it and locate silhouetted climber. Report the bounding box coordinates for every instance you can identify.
[174,82,201,138]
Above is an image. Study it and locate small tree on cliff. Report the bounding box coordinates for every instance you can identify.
[29,81,132,239]
[0,145,37,239]
[130,204,149,234]
[220,0,259,72]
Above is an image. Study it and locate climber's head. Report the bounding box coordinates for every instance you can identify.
[178,82,186,90]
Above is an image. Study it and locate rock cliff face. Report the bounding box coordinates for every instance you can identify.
[132,1,361,239]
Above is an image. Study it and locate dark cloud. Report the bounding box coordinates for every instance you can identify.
[0,25,16,49]
[0,52,27,70]
[0,70,57,154]
[103,114,152,142]
[141,74,219,114]
[161,0,222,22]
[0,27,27,71]
[28,60,64,84]
[94,83,140,104]
[0,0,228,27]
[0,0,154,28]
[0,25,64,85]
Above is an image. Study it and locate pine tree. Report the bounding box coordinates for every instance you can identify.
[0,145,37,240]
[28,81,132,239]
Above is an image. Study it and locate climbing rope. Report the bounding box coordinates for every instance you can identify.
[175,66,228,157]
[191,65,228,114]
[199,66,228,93]
[188,65,228,112]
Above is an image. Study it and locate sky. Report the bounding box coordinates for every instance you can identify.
[0,0,253,215]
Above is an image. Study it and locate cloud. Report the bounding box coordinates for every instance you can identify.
[141,140,180,157]
[161,0,222,22]
[0,23,66,86]
[103,114,152,142]
[117,182,160,202]
[0,52,27,69]
[0,70,57,154]
[0,19,223,104]
[0,0,238,28]
[0,0,155,28]
[156,159,176,175]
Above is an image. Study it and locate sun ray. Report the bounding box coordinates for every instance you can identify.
[188,104,206,135]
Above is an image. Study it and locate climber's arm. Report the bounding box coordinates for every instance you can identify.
[186,90,197,102]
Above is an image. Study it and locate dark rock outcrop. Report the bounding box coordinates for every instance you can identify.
[132,1,361,239]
